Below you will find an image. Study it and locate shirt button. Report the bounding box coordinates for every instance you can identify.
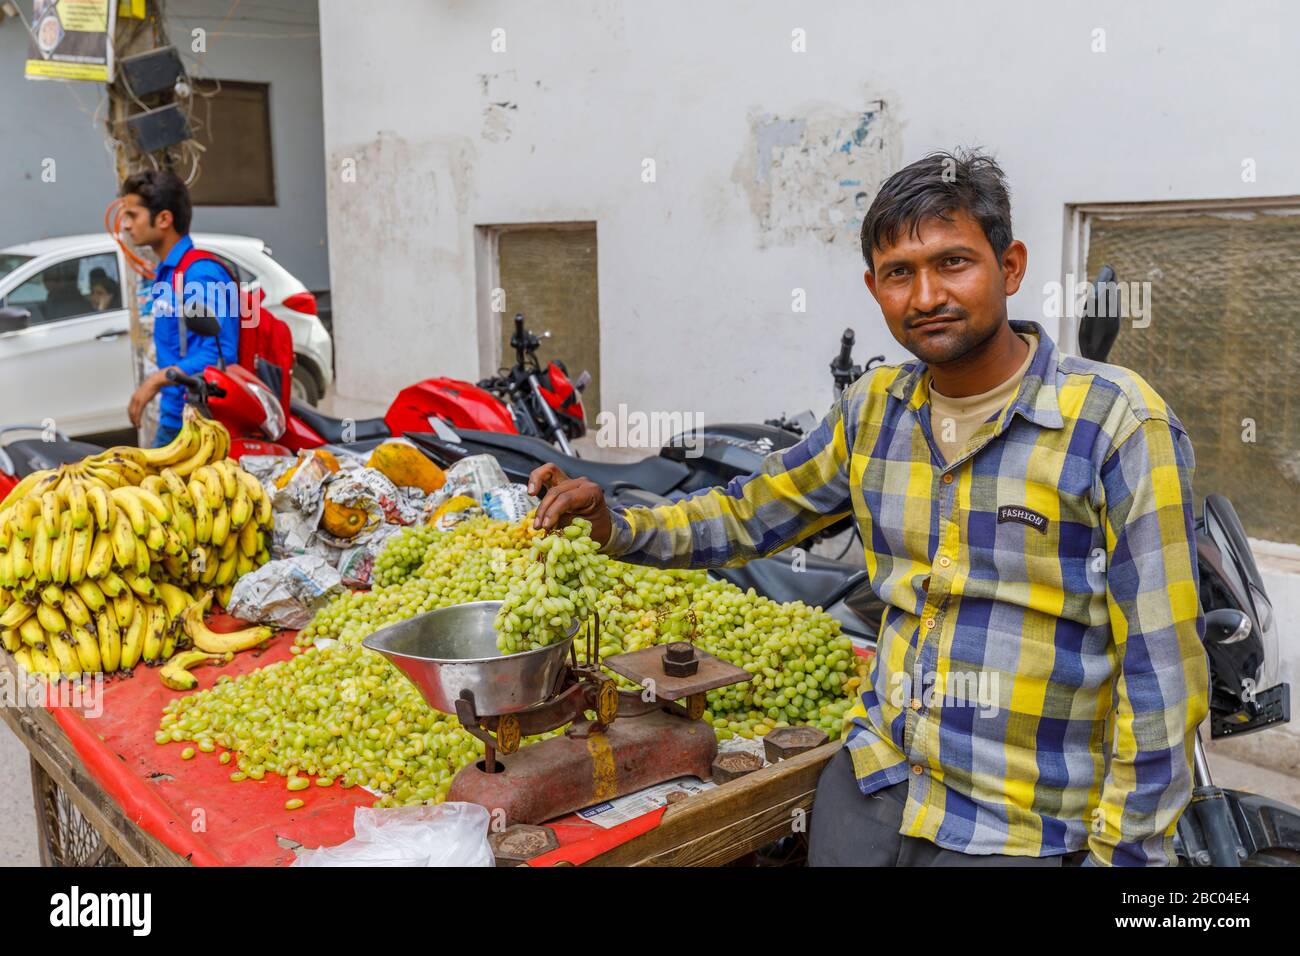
[910,698,922,711]
[911,764,924,775]
[925,617,936,630]
[942,473,954,484]
[938,556,951,569]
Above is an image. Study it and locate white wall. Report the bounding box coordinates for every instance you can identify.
[0,0,330,289]
[319,0,1300,744]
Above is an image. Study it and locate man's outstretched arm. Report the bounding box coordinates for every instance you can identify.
[530,389,857,571]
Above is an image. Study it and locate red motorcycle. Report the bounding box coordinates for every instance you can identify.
[293,313,589,455]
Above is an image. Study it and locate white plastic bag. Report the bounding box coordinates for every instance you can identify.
[292,803,494,867]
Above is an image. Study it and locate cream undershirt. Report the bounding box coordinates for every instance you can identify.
[928,331,1037,466]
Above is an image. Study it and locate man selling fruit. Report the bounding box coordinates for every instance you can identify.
[119,170,240,446]
[528,148,1208,867]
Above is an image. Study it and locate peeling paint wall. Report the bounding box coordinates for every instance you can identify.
[738,104,899,246]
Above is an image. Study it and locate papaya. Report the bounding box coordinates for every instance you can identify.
[366,442,445,494]
[321,500,368,539]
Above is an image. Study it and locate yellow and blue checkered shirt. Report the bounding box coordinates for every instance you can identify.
[605,319,1209,865]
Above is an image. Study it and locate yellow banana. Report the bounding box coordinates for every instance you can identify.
[214,554,237,586]
[50,511,73,584]
[9,534,32,581]
[0,468,57,510]
[161,520,186,559]
[134,486,171,524]
[31,520,52,583]
[213,459,240,501]
[163,555,187,580]
[212,421,230,464]
[85,485,111,529]
[68,622,101,672]
[183,592,273,654]
[36,600,67,634]
[83,463,127,489]
[98,570,127,599]
[219,531,239,561]
[0,550,13,590]
[142,601,168,662]
[112,588,135,630]
[190,481,213,544]
[134,534,151,576]
[40,489,62,538]
[236,470,272,528]
[228,482,252,532]
[210,502,230,548]
[109,506,137,570]
[160,648,231,691]
[137,421,198,468]
[27,644,57,675]
[95,455,147,486]
[92,446,150,469]
[85,530,114,580]
[199,546,219,585]
[170,423,215,477]
[238,517,258,559]
[170,501,197,551]
[61,588,92,628]
[195,466,224,511]
[156,581,193,621]
[214,583,234,609]
[73,578,107,614]
[67,523,92,583]
[1,627,19,653]
[160,468,195,512]
[0,599,35,629]
[12,646,32,672]
[96,610,121,672]
[65,480,89,530]
[124,571,158,602]
[0,513,12,553]
[145,513,166,553]
[11,497,41,540]
[120,605,146,669]
[39,584,64,606]
[19,615,45,648]
[110,487,149,537]
[47,632,81,677]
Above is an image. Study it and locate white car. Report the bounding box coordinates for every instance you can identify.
[0,233,334,436]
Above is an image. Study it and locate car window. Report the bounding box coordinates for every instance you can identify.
[0,253,34,278]
[2,253,122,327]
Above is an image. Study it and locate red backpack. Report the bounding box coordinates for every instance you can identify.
[173,247,296,413]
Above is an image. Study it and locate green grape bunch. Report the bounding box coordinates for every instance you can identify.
[493,517,616,654]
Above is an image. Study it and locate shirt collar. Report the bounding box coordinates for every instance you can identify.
[886,319,1065,430]
[156,235,194,274]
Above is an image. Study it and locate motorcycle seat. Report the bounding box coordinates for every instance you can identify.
[291,400,390,445]
[1,438,105,478]
[710,548,869,610]
[450,428,690,497]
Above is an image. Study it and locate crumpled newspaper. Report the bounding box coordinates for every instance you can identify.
[482,483,539,522]
[317,469,424,548]
[227,554,346,630]
[441,455,510,503]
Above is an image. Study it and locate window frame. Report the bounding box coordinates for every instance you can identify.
[188,79,277,208]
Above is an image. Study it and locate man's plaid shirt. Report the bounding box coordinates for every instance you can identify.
[604,319,1209,865]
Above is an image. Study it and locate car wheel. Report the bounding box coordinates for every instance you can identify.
[291,358,322,405]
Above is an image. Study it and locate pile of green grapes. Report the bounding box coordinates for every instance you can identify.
[157,515,865,808]
[494,518,616,653]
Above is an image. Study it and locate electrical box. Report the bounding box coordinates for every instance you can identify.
[126,103,192,153]
[119,46,186,98]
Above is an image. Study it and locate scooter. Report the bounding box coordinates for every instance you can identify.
[290,313,589,454]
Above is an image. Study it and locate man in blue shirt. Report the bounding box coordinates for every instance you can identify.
[119,170,239,446]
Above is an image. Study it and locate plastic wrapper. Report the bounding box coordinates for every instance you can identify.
[226,555,346,630]
[335,522,405,589]
[482,483,539,522]
[442,455,511,504]
[292,803,493,867]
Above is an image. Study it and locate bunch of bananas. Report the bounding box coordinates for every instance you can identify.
[0,407,274,679]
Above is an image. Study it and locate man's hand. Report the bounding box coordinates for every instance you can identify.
[127,368,171,428]
[528,463,613,547]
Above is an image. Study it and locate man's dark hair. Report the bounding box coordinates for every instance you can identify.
[859,148,1012,272]
[120,169,192,235]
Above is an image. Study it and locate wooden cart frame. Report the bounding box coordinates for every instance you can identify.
[1,652,837,867]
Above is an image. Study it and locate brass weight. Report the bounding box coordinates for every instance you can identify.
[495,713,522,754]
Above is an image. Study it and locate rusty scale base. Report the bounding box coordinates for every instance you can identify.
[450,633,751,828]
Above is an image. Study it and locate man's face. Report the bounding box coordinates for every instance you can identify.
[865,209,1026,365]
[119,193,169,249]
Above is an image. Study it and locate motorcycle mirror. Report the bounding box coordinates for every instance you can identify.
[1077,265,1120,362]
[185,311,223,339]
[574,370,591,392]
[1204,607,1252,645]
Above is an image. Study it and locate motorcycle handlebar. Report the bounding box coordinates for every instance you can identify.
[165,368,203,390]
[835,329,855,368]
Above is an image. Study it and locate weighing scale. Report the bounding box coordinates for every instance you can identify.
[363,599,752,826]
